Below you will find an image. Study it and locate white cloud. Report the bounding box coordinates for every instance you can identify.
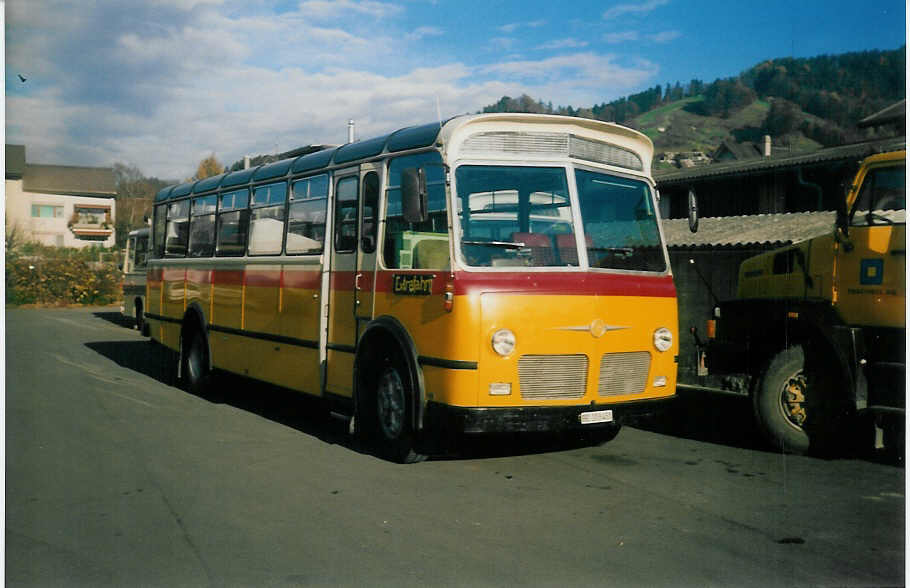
[480,52,658,104]
[498,20,546,33]
[648,30,681,43]
[296,0,403,20]
[603,29,680,44]
[406,26,444,41]
[603,30,639,44]
[602,0,670,21]
[5,2,660,179]
[537,38,589,50]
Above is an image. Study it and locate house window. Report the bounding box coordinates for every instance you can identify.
[31,204,64,218]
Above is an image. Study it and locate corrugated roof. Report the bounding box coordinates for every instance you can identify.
[655,136,906,186]
[858,100,906,128]
[23,163,116,197]
[662,211,837,248]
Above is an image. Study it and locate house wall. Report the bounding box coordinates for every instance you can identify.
[5,178,116,248]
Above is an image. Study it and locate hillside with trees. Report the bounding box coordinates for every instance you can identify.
[481,48,905,157]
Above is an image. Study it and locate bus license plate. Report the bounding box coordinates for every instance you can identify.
[579,410,613,425]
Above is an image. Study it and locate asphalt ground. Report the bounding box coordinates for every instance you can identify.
[5,307,905,587]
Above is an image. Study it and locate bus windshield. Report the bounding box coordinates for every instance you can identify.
[455,165,665,271]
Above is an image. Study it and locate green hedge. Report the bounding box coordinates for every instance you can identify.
[6,245,122,306]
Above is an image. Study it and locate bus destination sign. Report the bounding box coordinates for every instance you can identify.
[393,274,434,296]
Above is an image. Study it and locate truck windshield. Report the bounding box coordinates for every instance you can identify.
[455,165,665,272]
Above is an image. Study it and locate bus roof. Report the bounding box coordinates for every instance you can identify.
[154,115,651,202]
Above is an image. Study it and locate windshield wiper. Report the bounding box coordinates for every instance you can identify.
[462,240,526,249]
[589,246,635,257]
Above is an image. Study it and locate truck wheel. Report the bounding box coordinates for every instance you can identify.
[753,347,811,455]
[365,353,426,464]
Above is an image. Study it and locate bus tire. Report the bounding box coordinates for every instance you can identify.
[182,327,211,397]
[368,352,426,464]
[753,346,812,455]
[134,299,147,336]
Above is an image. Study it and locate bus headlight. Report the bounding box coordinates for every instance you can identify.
[491,329,516,356]
[653,327,673,352]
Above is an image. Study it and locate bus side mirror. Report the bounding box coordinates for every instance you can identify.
[401,167,428,223]
[687,188,699,233]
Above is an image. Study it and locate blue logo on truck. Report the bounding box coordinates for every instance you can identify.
[860,259,884,285]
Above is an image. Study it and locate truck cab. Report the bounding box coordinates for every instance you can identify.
[706,150,905,455]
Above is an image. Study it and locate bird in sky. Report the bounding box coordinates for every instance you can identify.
[18,74,27,83]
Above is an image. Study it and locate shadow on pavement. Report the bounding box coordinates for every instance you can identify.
[630,387,766,451]
[83,339,902,465]
[84,340,355,452]
[92,311,136,330]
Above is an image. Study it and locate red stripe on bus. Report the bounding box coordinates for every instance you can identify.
[213,270,245,286]
[283,270,321,290]
[452,271,676,297]
[245,269,282,288]
[186,269,211,284]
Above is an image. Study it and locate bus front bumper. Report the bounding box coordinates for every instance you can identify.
[423,396,674,434]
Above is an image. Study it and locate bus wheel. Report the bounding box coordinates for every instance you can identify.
[754,347,811,455]
[182,328,210,396]
[373,357,426,464]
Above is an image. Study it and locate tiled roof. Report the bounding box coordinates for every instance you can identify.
[662,211,837,248]
[655,136,905,186]
[23,163,116,197]
[6,144,25,178]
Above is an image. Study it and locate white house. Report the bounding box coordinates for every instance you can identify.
[5,144,117,248]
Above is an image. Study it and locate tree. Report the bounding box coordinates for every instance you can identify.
[763,99,801,136]
[193,153,224,181]
[112,162,168,248]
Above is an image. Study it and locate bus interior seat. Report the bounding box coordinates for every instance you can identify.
[556,233,591,266]
[511,232,555,265]
[412,239,450,269]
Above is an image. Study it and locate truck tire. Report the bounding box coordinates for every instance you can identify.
[753,347,811,455]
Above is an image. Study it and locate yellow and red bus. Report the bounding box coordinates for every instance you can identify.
[146,113,678,462]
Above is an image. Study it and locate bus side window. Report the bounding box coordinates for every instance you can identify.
[287,175,328,254]
[124,237,135,272]
[189,195,217,257]
[361,171,379,253]
[334,176,359,253]
[249,181,287,255]
[135,235,149,269]
[153,204,167,258]
[165,199,190,257]
[384,152,449,269]
[216,188,251,257]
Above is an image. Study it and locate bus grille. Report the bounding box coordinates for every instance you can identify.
[598,352,651,397]
[462,131,569,157]
[518,354,588,399]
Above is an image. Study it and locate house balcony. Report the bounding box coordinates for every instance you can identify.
[70,222,113,240]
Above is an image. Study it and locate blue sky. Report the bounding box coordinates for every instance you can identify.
[5,0,906,179]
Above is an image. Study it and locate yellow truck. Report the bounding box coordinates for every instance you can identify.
[700,150,905,454]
